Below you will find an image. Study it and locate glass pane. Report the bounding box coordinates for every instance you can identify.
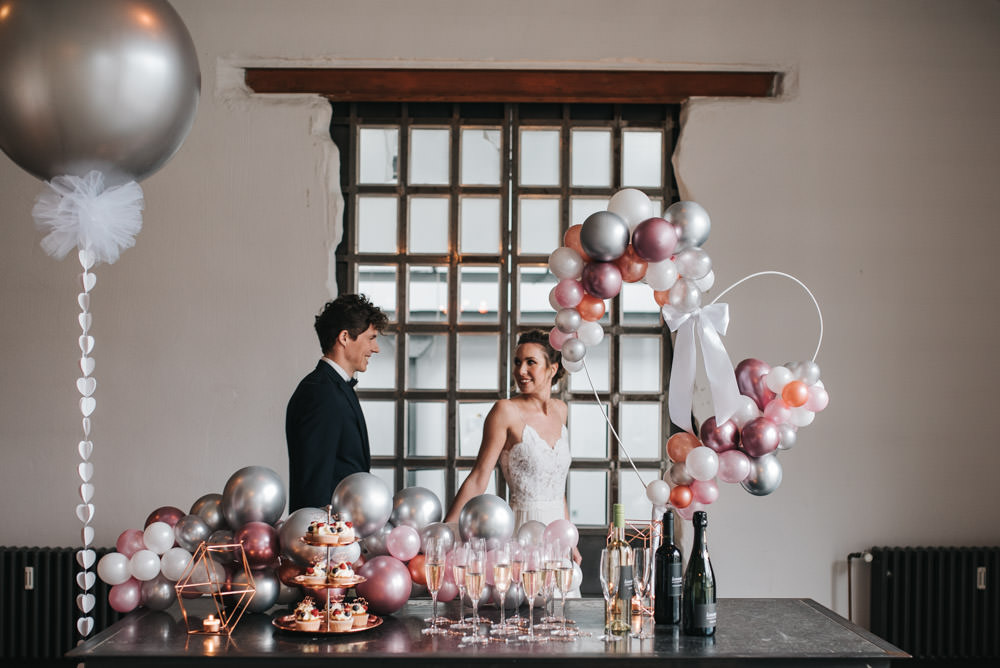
[407,265,448,322]
[620,335,661,392]
[517,265,557,324]
[571,129,612,187]
[619,402,661,461]
[362,333,396,389]
[461,127,502,185]
[519,129,560,186]
[357,265,397,322]
[458,402,493,457]
[358,127,399,184]
[622,130,663,187]
[459,334,499,390]
[569,401,609,458]
[460,196,501,254]
[568,470,607,526]
[356,196,397,253]
[408,196,449,254]
[371,467,396,494]
[570,197,610,227]
[518,197,560,255]
[619,468,661,521]
[409,127,450,185]
[406,333,447,390]
[406,400,446,456]
[456,468,497,497]
[570,336,609,392]
[621,281,661,326]
[361,400,395,456]
[459,265,500,323]
[405,470,446,510]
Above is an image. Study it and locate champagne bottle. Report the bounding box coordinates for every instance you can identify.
[682,510,716,636]
[608,503,633,636]
[653,509,683,625]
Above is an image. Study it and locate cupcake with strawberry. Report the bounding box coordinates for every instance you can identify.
[305,520,339,545]
[328,604,353,632]
[293,596,322,631]
[328,561,355,585]
[299,560,329,586]
[348,597,369,627]
[332,518,355,544]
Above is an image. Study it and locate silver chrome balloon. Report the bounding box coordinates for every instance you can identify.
[516,520,546,546]
[560,337,587,363]
[458,494,515,548]
[580,211,630,261]
[389,486,442,531]
[206,529,236,563]
[221,466,287,528]
[554,307,582,333]
[190,493,227,532]
[332,472,393,538]
[231,569,279,614]
[173,514,211,552]
[139,575,175,611]
[741,453,783,496]
[360,521,393,557]
[0,0,201,184]
[419,522,456,554]
[666,201,711,251]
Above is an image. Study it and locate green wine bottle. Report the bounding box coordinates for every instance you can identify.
[682,510,716,636]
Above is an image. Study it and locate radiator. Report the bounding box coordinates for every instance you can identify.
[1,546,122,661]
[869,546,1000,661]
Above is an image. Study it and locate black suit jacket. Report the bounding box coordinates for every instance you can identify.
[286,360,370,512]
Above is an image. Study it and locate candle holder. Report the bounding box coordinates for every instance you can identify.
[175,541,256,635]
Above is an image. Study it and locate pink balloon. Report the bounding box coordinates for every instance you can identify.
[553,278,584,308]
[386,525,421,561]
[735,359,776,411]
[675,501,704,521]
[805,386,829,412]
[437,578,459,602]
[548,327,573,352]
[145,506,185,529]
[763,398,791,425]
[116,529,146,558]
[581,261,623,300]
[631,217,677,262]
[699,416,740,453]
[235,521,280,569]
[356,556,412,615]
[108,578,142,613]
[690,479,719,505]
[741,417,780,458]
[542,519,579,548]
[717,449,752,483]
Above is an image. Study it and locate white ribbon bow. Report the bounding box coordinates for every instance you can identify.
[662,302,743,434]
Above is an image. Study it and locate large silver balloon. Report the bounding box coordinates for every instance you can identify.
[493,582,524,610]
[419,522,456,553]
[276,580,301,605]
[0,0,200,185]
[190,493,227,532]
[222,466,286,528]
[516,520,546,546]
[231,569,279,614]
[360,521,392,557]
[140,575,175,611]
[174,514,212,552]
[580,211,630,261]
[206,529,236,563]
[741,453,783,496]
[666,201,711,251]
[331,472,393,538]
[458,494,515,549]
[389,486,442,531]
[277,507,328,566]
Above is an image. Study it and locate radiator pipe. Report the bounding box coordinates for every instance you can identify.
[846,551,873,622]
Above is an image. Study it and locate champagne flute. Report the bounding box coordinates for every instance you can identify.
[461,539,489,644]
[449,543,473,631]
[630,545,653,639]
[538,540,560,628]
[490,542,517,637]
[551,543,577,638]
[507,542,525,629]
[422,536,447,635]
[599,547,621,642]
[517,544,546,642]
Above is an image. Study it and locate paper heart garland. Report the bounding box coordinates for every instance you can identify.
[79,483,94,503]
[78,292,90,311]
[79,397,96,417]
[76,549,96,569]
[76,503,94,524]
[76,571,96,590]
[78,312,92,332]
[78,335,94,355]
[76,593,96,613]
[79,462,94,481]
[81,418,91,437]
[78,248,95,270]
[80,356,95,376]
[77,377,96,397]
[81,526,94,546]
[81,272,96,292]
[78,440,93,460]
[77,617,94,637]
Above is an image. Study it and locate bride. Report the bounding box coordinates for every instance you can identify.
[444,329,581,565]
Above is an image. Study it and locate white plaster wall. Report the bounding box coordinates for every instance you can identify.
[2,0,999,627]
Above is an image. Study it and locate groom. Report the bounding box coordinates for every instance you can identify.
[286,294,388,512]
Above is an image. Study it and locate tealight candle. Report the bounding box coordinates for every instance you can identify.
[202,614,221,633]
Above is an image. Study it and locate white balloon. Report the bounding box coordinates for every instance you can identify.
[644,259,678,291]
[607,188,653,230]
[548,247,584,280]
[645,480,671,506]
[576,320,604,347]
[160,547,192,581]
[561,358,585,373]
[96,552,130,586]
[668,278,702,313]
[128,549,161,582]
[570,562,584,591]
[731,395,761,429]
[675,247,712,280]
[685,446,719,482]
[142,521,175,555]
[788,407,816,427]
[765,366,795,393]
[694,269,715,292]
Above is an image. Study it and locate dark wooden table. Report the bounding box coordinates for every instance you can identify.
[67,597,907,667]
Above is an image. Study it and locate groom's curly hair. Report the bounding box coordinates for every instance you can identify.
[516,329,565,383]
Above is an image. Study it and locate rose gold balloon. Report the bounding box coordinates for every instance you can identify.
[576,294,606,321]
[407,553,427,586]
[666,432,701,463]
[612,245,648,283]
[669,485,692,509]
[653,289,670,307]
[782,380,809,407]
[563,224,591,262]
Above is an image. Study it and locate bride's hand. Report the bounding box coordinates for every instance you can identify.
[572,546,582,564]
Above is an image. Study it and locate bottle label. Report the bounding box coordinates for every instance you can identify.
[669,563,682,596]
[691,602,717,628]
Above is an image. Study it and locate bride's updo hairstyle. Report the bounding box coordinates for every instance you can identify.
[516,329,565,384]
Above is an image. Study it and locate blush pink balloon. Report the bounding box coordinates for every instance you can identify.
[675,501,704,521]
[699,416,740,453]
[553,278,584,308]
[717,449,752,483]
[386,525,421,561]
[631,217,678,262]
[735,359,776,411]
[549,327,573,351]
[806,386,829,412]
[437,578,458,602]
[581,261,623,300]
[763,398,792,425]
[116,529,146,558]
[543,518,579,548]
[108,578,142,613]
[235,521,280,569]
[356,555,412,615]
[741,417,780,457]
[690,479,719,505]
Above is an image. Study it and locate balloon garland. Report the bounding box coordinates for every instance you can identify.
[546,189,829,518]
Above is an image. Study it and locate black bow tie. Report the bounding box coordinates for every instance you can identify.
[348,377,358,388]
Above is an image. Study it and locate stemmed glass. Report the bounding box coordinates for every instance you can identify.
[550,543,577,638]
[630,546,653,639]
[517,544,546,642]
[506,542,525,630]
[422,536,447,635]
[490,542,517,637]
[599,547,621,642]
[449,543,473,631]
[537,540,560,629]
[461,539,489,644]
